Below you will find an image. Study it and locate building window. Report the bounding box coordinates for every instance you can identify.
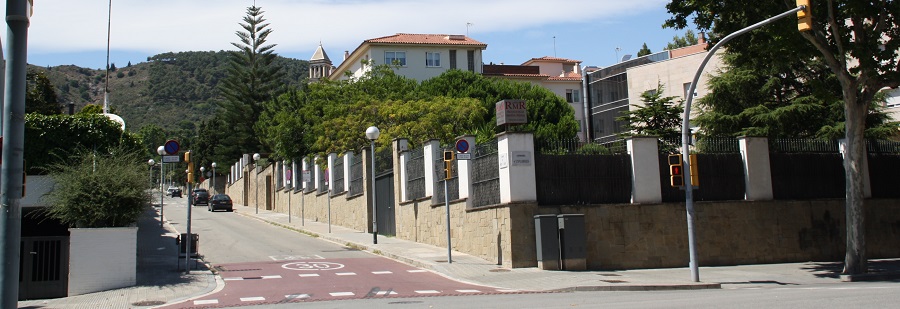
[449,50,457,69]
[385,51,406,66]
[566,89,581,103]
[467,50,475,72]
[426,52,441,67]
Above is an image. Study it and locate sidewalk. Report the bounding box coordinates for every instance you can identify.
[18,203,900,308]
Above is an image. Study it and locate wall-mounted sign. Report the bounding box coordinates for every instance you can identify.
[495,99,527,126]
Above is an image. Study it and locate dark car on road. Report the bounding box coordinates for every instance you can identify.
[192,190,210,206]
[168,188,182,198]
[208,194,233,212]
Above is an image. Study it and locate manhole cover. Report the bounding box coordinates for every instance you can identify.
[598,273,622,276]
[489,268,511,272]
[132,300,166,306]
[600,280,627,283]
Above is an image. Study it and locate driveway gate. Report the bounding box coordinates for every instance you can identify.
[19,236,69,300]
[374,148,395,236]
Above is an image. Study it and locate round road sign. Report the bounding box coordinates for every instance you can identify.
[455,139,470,153]
[164,140,180,155]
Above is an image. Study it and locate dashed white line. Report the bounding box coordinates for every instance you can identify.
[193,299,219,305]
[285,294,310,299]
[415,290,441,294]
[407,270,428,273]
[375,290,399,296]
[261,275,282,279]
[456,289,481,293]
[372,271,393,274]
[223,277,244,281]
[336,272,357,276]
[298,273,320,277]
[330,292,355,297]
[240,296,266,302]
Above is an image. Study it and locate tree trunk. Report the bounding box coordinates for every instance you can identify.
[842,96,867,275]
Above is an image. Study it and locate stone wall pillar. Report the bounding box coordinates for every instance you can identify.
[423,139,440,198]
[397,138,410,202]
[739,137,773,200]
[456,135,476,200]
[342,152,353,192]
[627,137,662,204]
[498,132,537,203]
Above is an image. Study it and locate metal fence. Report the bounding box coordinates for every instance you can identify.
[535,154,632,205]
[333,155,345,194]
[538,138,628,155]
[770,138,839,153]
[406,147,426,200]
[471,139,500,207]
[660,153,746,202]
[868,153,900,198]
[770,153,845,199]
[317,164,327,194]
[375,148,393,177]
[867,139,900,154]
[349,153,363,196]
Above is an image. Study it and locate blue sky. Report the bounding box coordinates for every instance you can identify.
[3,0,692,70]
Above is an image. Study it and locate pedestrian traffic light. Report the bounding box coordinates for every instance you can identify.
[443,150,454,180]
[689,154,699,187]
[668,154,684,187]
[797,0,812,32]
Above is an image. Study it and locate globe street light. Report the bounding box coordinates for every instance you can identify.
[253,153,261,214]
[200,167,206,189]
[148,159,155,193]
[365,126,380,244]
[157,146,166,227]
[211,162,217,194]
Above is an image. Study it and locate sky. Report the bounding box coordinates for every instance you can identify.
[1,0,693,70]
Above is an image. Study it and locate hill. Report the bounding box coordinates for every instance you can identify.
[32,51,310,132]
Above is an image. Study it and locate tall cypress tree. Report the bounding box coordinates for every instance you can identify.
[217,5,284,160]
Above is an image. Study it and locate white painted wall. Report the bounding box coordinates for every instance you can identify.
[68,227,137,296]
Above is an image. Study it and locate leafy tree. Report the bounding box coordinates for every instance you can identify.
[45,146,150,228]
[24,113,143,174]
[136,123,167,158]
[217,4,285,162]
[665,0,900,275]
[666,29,699,50]
[79,104,103,114]
[637,43,652,57]
[616,82,683,141]
[26,70,62,115]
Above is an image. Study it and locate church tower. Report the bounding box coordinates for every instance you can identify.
[309,43,333,82]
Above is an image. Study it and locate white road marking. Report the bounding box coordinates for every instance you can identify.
[407,270,427,273]
[497,289,519,292]
[240,296,266,302]
[261,275,282,279]
[415,290,441,294]
[336,272,357,276]
[223,277,244,281]
[456,289,481,293]
[285,294,310,299]
[193,299,219,305]
[330,292,355,297]
[298,273,320,277]
[372,271,393,274]
[375,290,399,296]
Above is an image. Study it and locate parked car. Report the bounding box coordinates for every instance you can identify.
[167,187,182,198]
[192,190,210,206]
[208,194,233,212]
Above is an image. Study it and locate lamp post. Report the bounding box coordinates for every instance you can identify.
[253,153,261,214]
[211,162,217,194]
[366,126,380,244]
[200,167,206,190]
[157,146,166,227]
[148,159,155,194]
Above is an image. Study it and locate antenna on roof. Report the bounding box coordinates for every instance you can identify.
[615,47,621,63]
[466,22,473,36]
[553,36,557,57]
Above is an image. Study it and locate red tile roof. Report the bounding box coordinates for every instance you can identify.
[365,33,487,47]
[523,56,582,65]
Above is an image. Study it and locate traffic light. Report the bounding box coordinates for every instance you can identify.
[668,154,684,187]
[689,154,699,187]
[185,151,194,184]
[443,150,454,180]
[797,0,812,32]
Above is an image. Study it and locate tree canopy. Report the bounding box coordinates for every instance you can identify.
[616,82,683,142]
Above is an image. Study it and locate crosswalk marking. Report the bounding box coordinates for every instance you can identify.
[372,271,393,274]
[375,290,399,296]
[407,269,427,273]
[336,272,357,276]
[415,290,441,294]
[330,292,355,297]
[285,294,310,299]
[193,299,219,305]
[240,296,266,302]
[298,273,320,277]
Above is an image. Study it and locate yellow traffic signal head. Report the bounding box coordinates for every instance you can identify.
[797,0,812,32]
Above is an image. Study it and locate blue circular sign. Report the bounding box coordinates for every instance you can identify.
[455,139,470,153]
[164,140,180,155]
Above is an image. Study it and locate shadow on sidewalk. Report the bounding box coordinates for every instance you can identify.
[136,206,209,287]
[803,259,900,280]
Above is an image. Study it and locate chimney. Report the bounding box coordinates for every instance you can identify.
[699,32,707,45]
[68,102,75,115]
[344,51,350,61]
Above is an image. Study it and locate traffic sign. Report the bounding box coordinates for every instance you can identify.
[164,140,180,155]
[162,155,181,163]
[455,139,469,153]
[456,153,472,160]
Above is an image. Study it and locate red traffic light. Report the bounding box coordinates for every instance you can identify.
[670,165,683,176]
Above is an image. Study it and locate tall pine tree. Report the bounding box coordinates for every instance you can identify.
[217,5,285,161]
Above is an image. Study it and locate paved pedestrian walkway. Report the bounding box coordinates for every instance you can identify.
[18,203,900,308]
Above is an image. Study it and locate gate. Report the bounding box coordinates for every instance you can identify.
[19,237,69,300]
[374,148,396,236]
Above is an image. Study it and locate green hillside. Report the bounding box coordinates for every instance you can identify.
[32,51,310,132]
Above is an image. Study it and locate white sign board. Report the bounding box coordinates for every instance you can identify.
[162,155,180,163]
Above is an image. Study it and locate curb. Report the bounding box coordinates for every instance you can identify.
[554,283,722,292]
[841,272,900,282]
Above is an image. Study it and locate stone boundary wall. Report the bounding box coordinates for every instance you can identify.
[270,188,370,232]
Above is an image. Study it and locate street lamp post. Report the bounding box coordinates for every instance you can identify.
[148,159,155,195]
[157,146,166,227]
[211,162,217,194]
[253,153,261,214]
[200,167,206,190]
[366,126,380,244]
